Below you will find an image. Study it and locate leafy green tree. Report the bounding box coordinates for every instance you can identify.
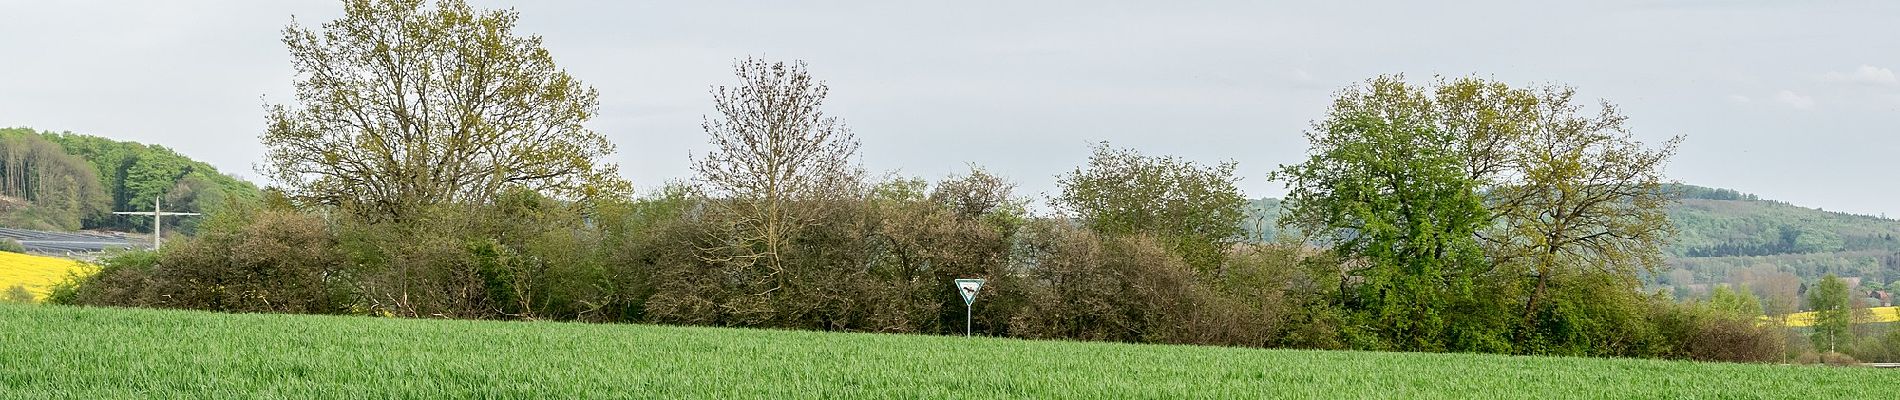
[1055,143,1247,275]
[1277,76,1679,354]
[1708,284,1763,317]
[124,155,187,210]
[0,131,111,230]
[163,174,229,233]
[1422,77,1679,340]
[1275,77,1503,352]
[1808,274,1853,353]
[1280,76,1680,354]
[262,0,627,222]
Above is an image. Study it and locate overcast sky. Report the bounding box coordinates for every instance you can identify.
[2,1,1897,216]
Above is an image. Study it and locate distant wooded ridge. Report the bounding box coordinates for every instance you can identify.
[0,127,260,235]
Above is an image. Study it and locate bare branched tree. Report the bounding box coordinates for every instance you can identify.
[929,166,1017,220]
[692,57,862,297]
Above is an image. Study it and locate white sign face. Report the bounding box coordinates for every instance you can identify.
[955,278,985,305]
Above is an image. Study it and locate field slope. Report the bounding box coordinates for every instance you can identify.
[1779,306,1900,327]
[0,304,1894,399]
[0,252,89,300]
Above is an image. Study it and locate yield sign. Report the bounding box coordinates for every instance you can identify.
[954,278,985,305]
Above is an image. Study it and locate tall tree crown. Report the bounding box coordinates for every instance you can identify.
[262,0,626,221]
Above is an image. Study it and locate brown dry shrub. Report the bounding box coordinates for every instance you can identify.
[1682,316,1785,363]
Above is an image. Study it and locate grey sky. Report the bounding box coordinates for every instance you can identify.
[2,1,1897,216]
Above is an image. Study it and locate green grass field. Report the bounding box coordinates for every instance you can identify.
[1,303,1893,399]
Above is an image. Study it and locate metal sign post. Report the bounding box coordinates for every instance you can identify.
[954,278,984,337]
[112,196,200,250]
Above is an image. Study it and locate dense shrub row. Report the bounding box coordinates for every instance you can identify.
[19,0,1854,365]
[53,180,1792,363]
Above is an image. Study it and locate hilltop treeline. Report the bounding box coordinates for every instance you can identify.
[0,132,108,230]
[0,128,261,233]
[52,0,1900,364]
[1666,193,1900,298]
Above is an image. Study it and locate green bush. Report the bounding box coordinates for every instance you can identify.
[2,284,33,303]
[50,250,159,306]
[56,203,345,313]
[0,238,25,253]
[50,177,1799,364]
[1848,327,1900,362]
[1644,295,1786,363]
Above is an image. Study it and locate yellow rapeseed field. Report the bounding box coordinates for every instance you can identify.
[1779,306,1900,327]
[0,252,92,301]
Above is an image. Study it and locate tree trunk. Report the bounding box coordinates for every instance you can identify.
[1519,249,1555,341]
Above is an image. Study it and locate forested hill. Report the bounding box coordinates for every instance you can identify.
[1244,184,1900,293]
[1662,184,1900,304]
[1667,184,1900,258]
[0,127,260,233]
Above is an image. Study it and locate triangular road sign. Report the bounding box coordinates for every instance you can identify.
[955,278,984,305]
